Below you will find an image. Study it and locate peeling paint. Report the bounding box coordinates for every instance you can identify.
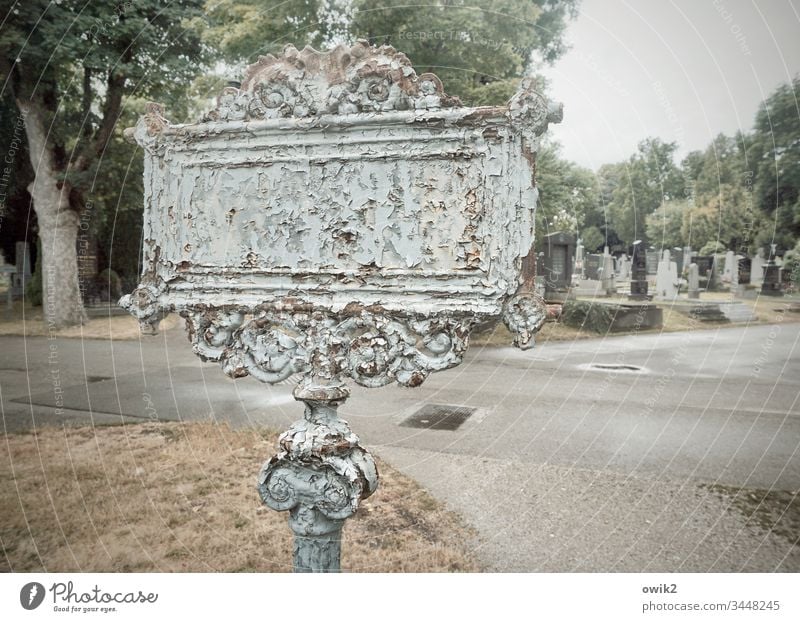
[120,41,562,573]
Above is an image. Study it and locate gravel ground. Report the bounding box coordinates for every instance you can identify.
[375,446,800,572]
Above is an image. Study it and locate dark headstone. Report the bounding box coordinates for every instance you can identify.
[539,231,576,292]
[12,241,31,297]
[694,255,716,290]
[672,248,684,275]
[761,262,782,296]
[629,242,649,299]
[737,257,751,285]
[584,254,602,280]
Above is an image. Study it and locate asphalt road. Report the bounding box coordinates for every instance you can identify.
[2,319,799,570]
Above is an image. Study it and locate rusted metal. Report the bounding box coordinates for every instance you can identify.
[120,41,561,572]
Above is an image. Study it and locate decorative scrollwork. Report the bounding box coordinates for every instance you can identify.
[118,281,169,335]
[187,306,476,389]
[259,398,378,522]
[205,41,460,123]
[183,308,245,361]
[502,292,547,350]
[219,310,308,383]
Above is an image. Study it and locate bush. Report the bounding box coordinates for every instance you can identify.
[699,241,726,255]
[561,299,616,333]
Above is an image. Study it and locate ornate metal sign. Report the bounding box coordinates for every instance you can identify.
[121,41,561,572]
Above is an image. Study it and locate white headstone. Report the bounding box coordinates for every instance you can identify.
[574,243,584,276]
[687,263,700,299]
[601,248,615,295]
[656,249,679,299]
[617,253,631,280]
[722,250,735,284]
[751,248,766,286]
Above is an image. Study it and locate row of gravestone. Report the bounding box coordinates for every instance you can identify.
[536,232,789,299]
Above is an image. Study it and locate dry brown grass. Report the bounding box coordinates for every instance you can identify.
[0,422,478,573]
[0,300,180,340]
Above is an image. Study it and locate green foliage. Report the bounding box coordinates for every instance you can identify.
[783,240,800,287]
[646,201,686,250]
[750,79,800,223]
[536,142,599,235]
[350,0,579,105]
[203,0,325,62]
[699,241,725,256]
[580,225,604,252]
[561,299,615,333]
[606,138,684,246]
[1,1,210,288]
[681,184,762,255]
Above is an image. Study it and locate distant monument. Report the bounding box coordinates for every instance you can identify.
[538,231,576,297]
[629,241,649,300]
[655,249,679,299]
[617,253,631,280]
[751,248,766,286]
[687,263,700,299]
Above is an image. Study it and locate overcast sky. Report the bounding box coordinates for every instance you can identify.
[539,0,800,170]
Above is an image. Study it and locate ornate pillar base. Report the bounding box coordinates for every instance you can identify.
[289,507,343,573]
[258,382,378,573]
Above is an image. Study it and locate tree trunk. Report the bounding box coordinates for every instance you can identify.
[18,98,87,329]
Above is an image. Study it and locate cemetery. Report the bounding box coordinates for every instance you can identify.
[1,1,800,594]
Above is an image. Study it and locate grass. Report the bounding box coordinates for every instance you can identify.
[471,292,800,347]
[0,422,478,572]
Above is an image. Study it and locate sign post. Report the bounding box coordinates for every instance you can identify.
[122,42,561,572]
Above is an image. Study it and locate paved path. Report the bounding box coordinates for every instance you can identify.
[2,320,798,570]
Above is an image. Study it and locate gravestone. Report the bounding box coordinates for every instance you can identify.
[600,247,615,295]
[584,254,602,280]
[751,248,766,286]
[120,42,561,572]
[574,242,584,277]
[737,257,751,285]
[539,231,575,293]
[687,263,700,299]
[629,241,649,300]
[655,249,678,299]
[672,247,684,276]
[761,261,782,296]
[617,253,631,280]
[722,250,736,285]
[694,255,714,290]
[13,241,31,297]
[683,246,693,274]
[0,253,14,314]
[645,250,659,275]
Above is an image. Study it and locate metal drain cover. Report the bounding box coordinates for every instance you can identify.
[400,403,476,431]
[590,364,642,372]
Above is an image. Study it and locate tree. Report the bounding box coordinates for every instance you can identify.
[535,141,598,235]
[350,0,579,105]
[682,184,763,255]
[749,76,800,253]
[202,0,325,63]
[607,138,683,247]
[580,225,603,252]
[1,0,208,327]
[646,201,686,250]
